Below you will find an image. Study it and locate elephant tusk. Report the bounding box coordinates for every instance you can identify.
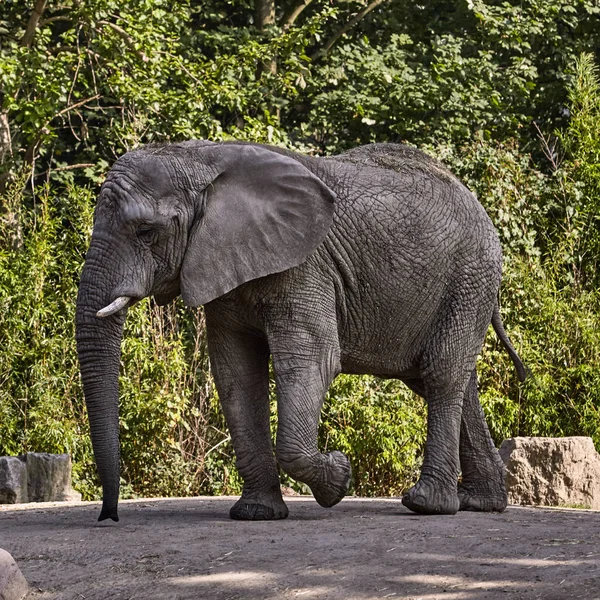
[96,296,131,318]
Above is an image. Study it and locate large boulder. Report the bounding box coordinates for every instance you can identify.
[0,549,28,600]
[20,453,81,502]
[0,453,81,504]
[0,458,27,504]
[499,436,600,509]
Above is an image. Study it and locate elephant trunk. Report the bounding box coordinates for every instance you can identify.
[76,255,128,522]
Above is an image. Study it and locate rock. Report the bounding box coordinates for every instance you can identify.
[61,487,83,502]
[0,458,28,504]
[19,452,81,502]
[499,436,600,509]
[0,549,28,600]
[0,453,81,505]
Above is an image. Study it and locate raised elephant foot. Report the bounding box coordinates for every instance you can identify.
[229,490,289,520]
[457,483,508,512]
[402,478,460,515]
[310,451,353,508]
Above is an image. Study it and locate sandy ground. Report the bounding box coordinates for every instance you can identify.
[1,497,599,600]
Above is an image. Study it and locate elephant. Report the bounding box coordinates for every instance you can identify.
[75,140,526,523]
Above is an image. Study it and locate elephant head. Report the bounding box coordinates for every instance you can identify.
[76,141,336,521]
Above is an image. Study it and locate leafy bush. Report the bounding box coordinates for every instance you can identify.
[320,376,426,497]
[0,179,95,490]
[2,0,600,501]
[0,178,237,499]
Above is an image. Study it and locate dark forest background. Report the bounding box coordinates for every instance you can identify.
[1,0,600,499]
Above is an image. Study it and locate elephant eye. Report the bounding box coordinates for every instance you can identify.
[136,226,158,244]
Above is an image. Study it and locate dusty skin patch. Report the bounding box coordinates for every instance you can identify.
[1,497,599,599]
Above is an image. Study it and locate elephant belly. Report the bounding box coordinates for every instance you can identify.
[337,292,439,379]
[339,338,424,380]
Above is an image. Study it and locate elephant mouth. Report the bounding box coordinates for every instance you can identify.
[95,275,181,318]
[154,289,180,306]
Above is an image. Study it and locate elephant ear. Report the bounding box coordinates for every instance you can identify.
[180,144,336,306]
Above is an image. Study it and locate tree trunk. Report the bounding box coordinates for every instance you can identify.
[255,0,275,30]
[0,110,11,165]
[255,0,278,121]
[21,0,48,47]
[0,108,13,195]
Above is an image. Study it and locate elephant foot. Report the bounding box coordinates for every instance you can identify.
[458,483,508,512]
[310,451,352,508]
[458,452,508,512]
[229,488,289,521]
[402,478,460,515]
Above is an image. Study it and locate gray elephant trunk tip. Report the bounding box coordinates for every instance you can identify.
[96,296,131,318]
[99,505,119,522]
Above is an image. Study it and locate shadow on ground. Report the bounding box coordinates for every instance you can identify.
[1,497,599,599]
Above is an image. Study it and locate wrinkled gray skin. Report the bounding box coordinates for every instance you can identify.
[76,141,526,522]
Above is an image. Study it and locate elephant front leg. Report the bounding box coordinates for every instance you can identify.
[273,348,352,508]
[458,372,508,512]
[207,319,288,521]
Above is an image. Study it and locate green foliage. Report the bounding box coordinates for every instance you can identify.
[1,0,600,501]
[288,0,600,152]
[3,0,599,185]
[0,178,94,488]
[0,179,237,499]
[0,0,330,185]
[320,376,426,497]
[555,53,600,289]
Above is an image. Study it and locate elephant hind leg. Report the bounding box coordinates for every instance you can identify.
[402,294,493,515]
[458,372,508,512]
[399,374,460,513]
[401,370,507,513]
[400,373,464,515]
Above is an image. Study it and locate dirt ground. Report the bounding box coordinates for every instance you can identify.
[1,497,599,600]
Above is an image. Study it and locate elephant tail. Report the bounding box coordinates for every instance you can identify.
[491,303,528,382]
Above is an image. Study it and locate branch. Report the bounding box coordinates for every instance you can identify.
[24,94,101,165]
[38,15,72,27]
[282,0,314,30]
[43,163,95,176]
[49,94,101,123]
[313,0,389,60]
[20,0,48,47]
[533,121,562,172]
[97,20,148,62]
